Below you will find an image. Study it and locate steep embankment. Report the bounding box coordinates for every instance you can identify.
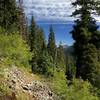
[0,66,56,100]
[0,34,57,100]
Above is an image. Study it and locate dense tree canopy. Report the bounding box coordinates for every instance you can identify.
[47,25,56,61]
[71,0,100,88]
[0,0,20,31]
[56,42,66,72]
[17,0,28,40]
[0,0,100,99]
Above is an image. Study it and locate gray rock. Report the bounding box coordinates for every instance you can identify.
[6,66,57,100]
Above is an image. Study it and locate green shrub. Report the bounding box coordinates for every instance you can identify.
[0,82,11,95]
[0,34,32,67]
[50,71,68,99]
[50,71,99,100]
[65,79,99,100]
[31,50,54,76]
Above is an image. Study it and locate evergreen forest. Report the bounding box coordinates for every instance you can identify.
[0,0,100,100]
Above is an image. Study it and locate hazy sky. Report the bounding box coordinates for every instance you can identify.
[23,0,100,45]
[23,0,100,22]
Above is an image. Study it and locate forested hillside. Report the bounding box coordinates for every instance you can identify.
[0,0,100,100]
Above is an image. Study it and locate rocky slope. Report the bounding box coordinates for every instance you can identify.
[0,66,56,100]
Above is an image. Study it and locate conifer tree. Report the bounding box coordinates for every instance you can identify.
[0,0,19,31]
[47,25,56,61]
[71,0,100,86]
[36,27,46,52]
[56,42,66,72]
[66,54,76,80]
[28,15,36,52]
[17,0,28,40]
[29,16,50,75]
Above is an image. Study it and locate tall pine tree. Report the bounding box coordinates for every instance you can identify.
[56,42,66,72]
[47,25,56,61]
[28,15,37,52]
[36,27,46,52]
[71,0,100,87]
[0,0,20,31]
[29,15,51,75]
[17,0,28,40]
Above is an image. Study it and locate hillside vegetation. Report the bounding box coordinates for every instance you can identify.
[0,32,99,100]
[0,0,100,100]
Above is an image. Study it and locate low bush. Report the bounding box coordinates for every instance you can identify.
[0,34,32,67]
[50,71,99,100]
